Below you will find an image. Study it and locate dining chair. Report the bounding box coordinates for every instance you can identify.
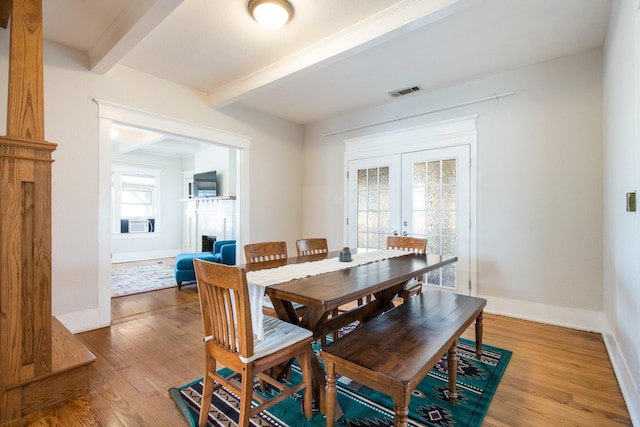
[387,236,428,303]
[193,258,313,427]
[244,241,288,264]
[244,241,308,319]
[295,237,341,344]
[296,238,328,256]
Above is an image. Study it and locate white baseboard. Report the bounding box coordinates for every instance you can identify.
[111,248,181,264]
[602,330,640,427]
[481,295,638,426]
[480,294,606,332]
[55,306,110,334]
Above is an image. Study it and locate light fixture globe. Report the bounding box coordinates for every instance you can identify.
[248,0,293,30]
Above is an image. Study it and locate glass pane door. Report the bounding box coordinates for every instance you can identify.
[347,147,470,295]
[402,146,470,294]
[347,156,401,250]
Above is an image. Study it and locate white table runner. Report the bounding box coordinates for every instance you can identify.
[246,249,408,339]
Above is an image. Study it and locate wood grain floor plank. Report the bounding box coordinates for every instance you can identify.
[7,286,631,426]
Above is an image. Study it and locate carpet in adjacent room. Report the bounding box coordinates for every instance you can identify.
[111,261,176,297]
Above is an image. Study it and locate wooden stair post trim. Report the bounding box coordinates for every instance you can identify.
[7,0,44,141]
[0,0,94,424]
[0,145,54,422]
[0,135,57,151]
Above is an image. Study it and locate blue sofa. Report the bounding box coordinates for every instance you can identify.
[175,240,236,290]
[210,240,237,265]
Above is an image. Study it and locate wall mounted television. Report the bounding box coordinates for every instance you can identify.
[193,170,217,198]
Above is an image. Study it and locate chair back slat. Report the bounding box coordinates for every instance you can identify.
[386,236,427,254]
[213,285,236,351]
[244,241,288,264]
[296,238,328,256]
[194,258,254,358]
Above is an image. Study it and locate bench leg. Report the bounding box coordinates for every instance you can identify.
[325,362,337,427]
[448,339,458,404]
[393,401,410,427]
[475,311,483,359]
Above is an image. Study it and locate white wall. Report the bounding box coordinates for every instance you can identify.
[0,32,305,330]
[602,0,640,423]
[221,105,305,252]
[111,152,184,262]
[304,49,605,328]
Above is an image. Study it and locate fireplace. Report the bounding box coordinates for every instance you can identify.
[202,235,217,252]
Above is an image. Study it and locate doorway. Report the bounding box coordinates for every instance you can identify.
[344,117,477,296]
[96,100,251,325]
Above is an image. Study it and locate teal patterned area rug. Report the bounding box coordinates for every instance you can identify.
[169,338,511,427]
[111,262,176,297]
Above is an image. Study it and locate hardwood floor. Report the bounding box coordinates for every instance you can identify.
[7,288,632,426]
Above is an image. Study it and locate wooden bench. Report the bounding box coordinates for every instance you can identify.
[322,289,486,427]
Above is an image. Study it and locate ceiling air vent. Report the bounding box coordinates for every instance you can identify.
[388,85,422,98]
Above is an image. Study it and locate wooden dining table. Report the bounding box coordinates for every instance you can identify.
[245,249,458,414]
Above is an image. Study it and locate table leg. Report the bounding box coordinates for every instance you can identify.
[270,298,300,324]
[310,349,325,412]
[475,311,483,359]
[293,305,344,419]
[325,361,337,427]
[447,339,458,404]
[363,283,405,323]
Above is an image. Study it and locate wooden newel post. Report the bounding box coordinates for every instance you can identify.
[0,0,58,422]
[7,0,45,140]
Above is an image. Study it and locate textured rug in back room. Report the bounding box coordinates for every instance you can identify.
[111,262,176,297]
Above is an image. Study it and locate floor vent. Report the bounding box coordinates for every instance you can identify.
[388,85,422,98]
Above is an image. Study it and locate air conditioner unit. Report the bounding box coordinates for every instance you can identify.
[120,218,155,233]
[129,219,148,233]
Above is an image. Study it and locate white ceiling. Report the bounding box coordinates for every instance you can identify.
[110,123,206,158]
[39,0,612,153]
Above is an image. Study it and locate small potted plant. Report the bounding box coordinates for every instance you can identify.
[339,246,352,262]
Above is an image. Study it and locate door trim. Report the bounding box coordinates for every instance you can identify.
[343,115,477,296]
[95,99,251,328]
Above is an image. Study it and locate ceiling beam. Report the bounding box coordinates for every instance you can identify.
[88,0,182,74]
[206,0,478,109]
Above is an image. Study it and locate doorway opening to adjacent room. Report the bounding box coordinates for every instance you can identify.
[97,100,251,323]
[108,122,239,297]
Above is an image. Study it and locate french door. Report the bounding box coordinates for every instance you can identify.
[347,155,401,250]
[347,145,470,295]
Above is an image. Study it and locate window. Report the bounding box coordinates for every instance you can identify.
[112,165,160,234]
[121,175,155,217]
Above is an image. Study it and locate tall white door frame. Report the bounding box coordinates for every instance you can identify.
[344,116,478,295]
[95,99,251,327]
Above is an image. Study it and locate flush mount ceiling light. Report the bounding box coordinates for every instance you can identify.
[248,0,293,30]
